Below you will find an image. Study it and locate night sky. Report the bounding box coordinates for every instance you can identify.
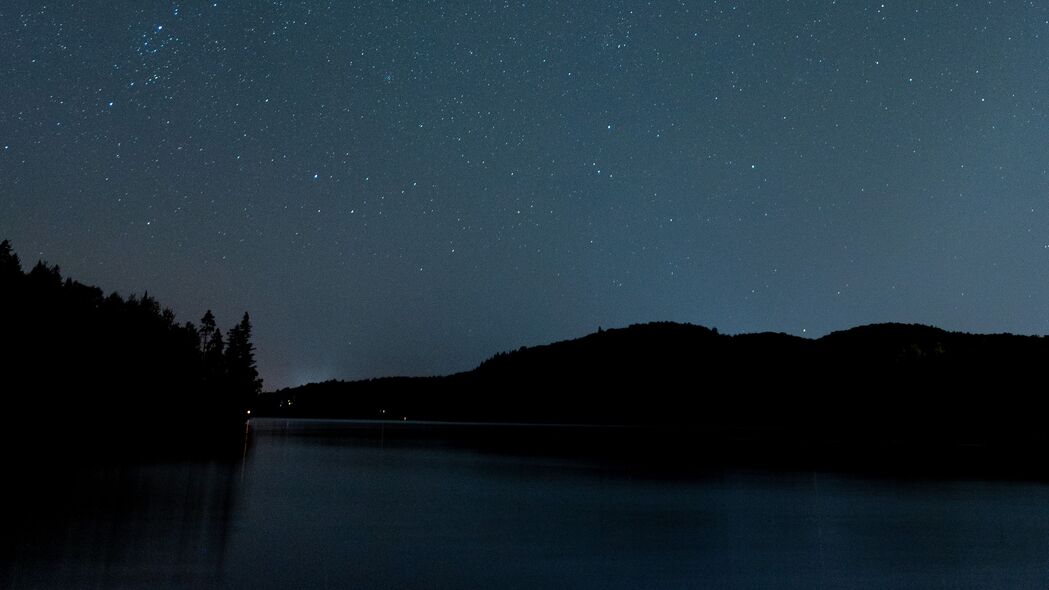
[2,2,1048,389]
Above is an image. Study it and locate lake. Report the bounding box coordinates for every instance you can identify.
[5,418,1049,588]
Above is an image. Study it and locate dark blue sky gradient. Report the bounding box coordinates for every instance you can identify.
[3,2,1049,388]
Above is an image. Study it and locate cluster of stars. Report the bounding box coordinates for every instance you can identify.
[2,2,1049,386]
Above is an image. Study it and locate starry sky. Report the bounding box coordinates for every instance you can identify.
[2,1,1048,389]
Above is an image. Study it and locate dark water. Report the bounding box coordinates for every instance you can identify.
[6,419,1049,589]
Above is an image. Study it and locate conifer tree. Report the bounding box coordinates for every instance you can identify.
[227,312,262,399]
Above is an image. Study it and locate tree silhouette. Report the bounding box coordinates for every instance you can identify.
[0,239,262,457]
[200,310,218,360]
[227,312,262,404]
[204,325,226,385]
[0,239,20,278]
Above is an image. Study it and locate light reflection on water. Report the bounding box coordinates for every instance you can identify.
[3,457,240,589]
[6,419,1049,589]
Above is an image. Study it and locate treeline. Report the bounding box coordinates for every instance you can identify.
[0,239,260,455]
[256,321,1049,474]
[256,322,809,424]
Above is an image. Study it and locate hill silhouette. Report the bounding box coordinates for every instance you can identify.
[258,321,1049,474]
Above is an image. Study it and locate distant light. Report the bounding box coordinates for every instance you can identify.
[246,410,251,415]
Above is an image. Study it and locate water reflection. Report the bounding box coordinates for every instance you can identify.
[2,436,246,590]
[7,420,1049,589]
[229,420,1049,589]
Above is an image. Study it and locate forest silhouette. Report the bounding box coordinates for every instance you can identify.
[8,235,1049,474]
[0,239,259,457]
[259,321,1049,475]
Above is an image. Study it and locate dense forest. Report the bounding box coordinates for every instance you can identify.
[258,321,1049,473]
[0,239,260,456]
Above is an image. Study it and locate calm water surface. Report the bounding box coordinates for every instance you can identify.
[6,418,1049,589]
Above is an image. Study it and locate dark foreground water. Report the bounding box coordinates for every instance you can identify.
[6,419,1049,589]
